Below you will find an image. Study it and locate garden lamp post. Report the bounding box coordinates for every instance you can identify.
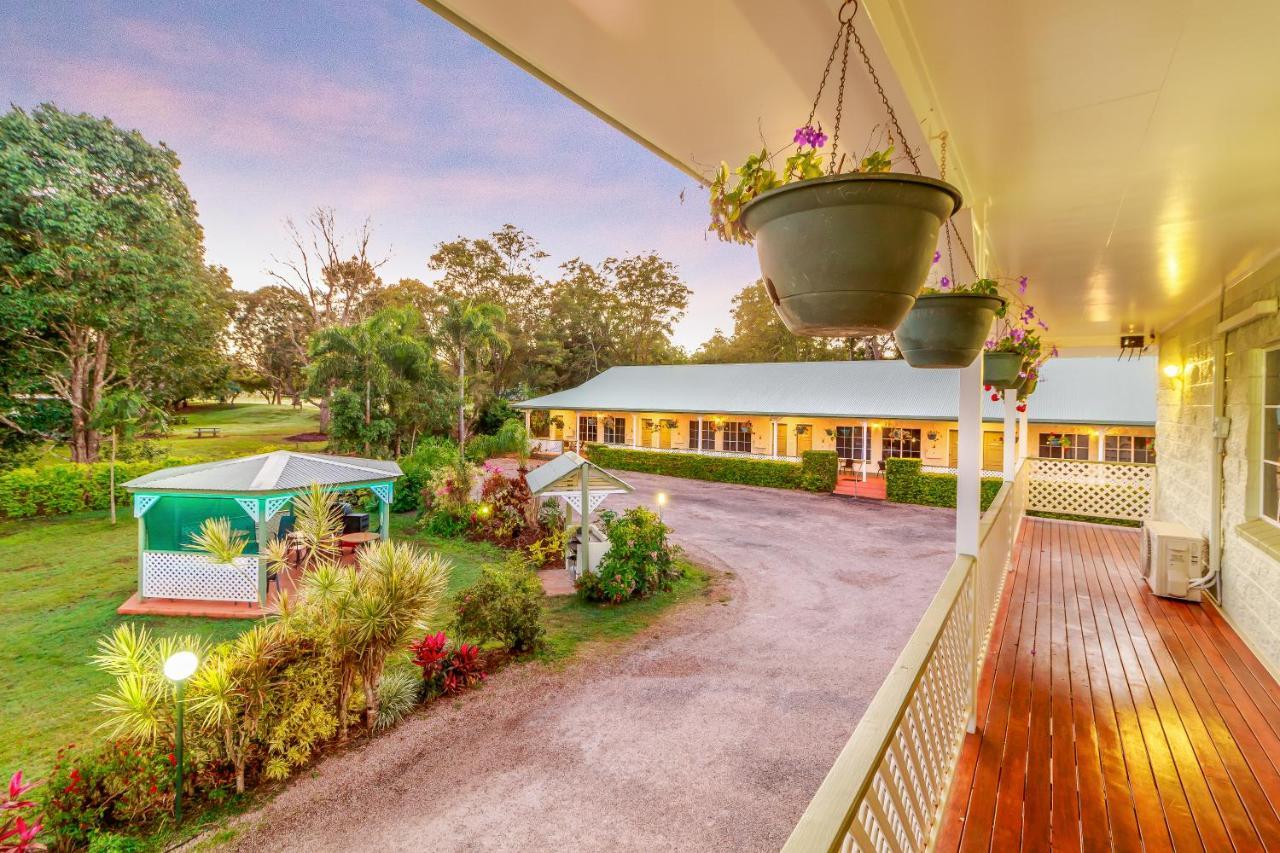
[164,650,198,822]
[656,491,667,522]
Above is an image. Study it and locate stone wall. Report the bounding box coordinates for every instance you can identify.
[1157,253,1280,671]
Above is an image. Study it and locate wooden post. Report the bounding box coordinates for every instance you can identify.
[1003,390,1017,482]
[957,356,983,734]
[579,462,590,575]
[254,494,267,607]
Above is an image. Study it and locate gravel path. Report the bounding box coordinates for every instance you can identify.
[212,470,954,852]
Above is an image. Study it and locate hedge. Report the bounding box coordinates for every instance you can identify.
[586,444,803,490]
[885,458,1003,512]
[0,458,208,519]
[799,450,838,492]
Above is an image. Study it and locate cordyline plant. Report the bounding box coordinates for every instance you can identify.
[92,623,208,745]
[0,772,41,852]
[187,516,249,565]
[292,539,451,738]
[708,123,894,244]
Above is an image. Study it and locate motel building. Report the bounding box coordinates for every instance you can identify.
[517,357,1155,485]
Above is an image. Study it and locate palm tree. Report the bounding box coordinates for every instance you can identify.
[307,308,432,454]
[435,297,508,456]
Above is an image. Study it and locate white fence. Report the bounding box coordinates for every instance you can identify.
[528,437,564,455]
[1025,457,1154,521]
[784,461,1027,852]
[590,442,802,462]
[141,551,261,602]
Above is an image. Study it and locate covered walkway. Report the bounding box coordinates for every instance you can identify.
[939,520,1280,851]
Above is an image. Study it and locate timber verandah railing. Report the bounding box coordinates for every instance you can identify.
[784,459,1029,853]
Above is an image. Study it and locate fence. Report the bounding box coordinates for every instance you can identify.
[783,461,1027,852]
[141,551,261,603]
[527,438,564,455]
[1025,457,1154,521]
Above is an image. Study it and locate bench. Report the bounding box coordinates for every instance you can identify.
[193,427,221,438]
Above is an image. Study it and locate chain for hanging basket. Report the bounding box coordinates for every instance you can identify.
[806,0,922,176]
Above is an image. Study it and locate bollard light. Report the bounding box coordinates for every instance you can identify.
[656,492,667,521]
[164,651,198,822]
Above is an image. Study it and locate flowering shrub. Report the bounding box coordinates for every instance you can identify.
[410,632,486,697]
[453,555,546,653]
[1,771,41,852]
[576,507,681,603]
[471,469,539,547]
[395,437,458,512]
[41,741,174,849]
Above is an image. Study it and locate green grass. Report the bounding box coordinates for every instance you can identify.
[157,402,326,460]
[4,505,710,784]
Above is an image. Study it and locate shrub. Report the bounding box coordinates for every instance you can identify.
[885,458,1002,511]
[586,444,802,490]
[374,668,421,731]
[41,741,175,850]
[443,643,485,695]
[799,450,838,492]
[465,418,528,464]
[454,555,545,653]
[472,467,539,546]
[395,437,458,512]
[421,506,473,539]
[1,770,41,852]
[577,507,681,603]
[88,832,144,853]
[261,650,339,782]
[0,457,210,518]
[424,456,478,516]
[409,633,486,697]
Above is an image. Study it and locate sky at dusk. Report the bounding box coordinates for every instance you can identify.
[1,1,761,349]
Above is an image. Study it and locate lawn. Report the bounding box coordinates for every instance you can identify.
[155,402,326,460]
[3,507,709,781]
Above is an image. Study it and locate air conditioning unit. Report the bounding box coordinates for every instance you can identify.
[1140,521,1206,601]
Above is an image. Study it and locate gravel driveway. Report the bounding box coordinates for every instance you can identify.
[215,470,954,852]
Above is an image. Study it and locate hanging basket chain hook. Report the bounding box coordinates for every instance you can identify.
[848,19,921,175]
[827,21,853,175]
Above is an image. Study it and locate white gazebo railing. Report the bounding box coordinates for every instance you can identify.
[141,552,262,603]
[1025,457,1154,521]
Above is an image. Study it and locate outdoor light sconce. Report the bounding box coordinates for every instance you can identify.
[927,430,939,442]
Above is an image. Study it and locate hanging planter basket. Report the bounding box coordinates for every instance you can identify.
[741,173,962,336]
[984,352,1024,390]
[1019,377,1038,399]
[894,292,1007,368]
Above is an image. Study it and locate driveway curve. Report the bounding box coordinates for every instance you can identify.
[218,470,954,852]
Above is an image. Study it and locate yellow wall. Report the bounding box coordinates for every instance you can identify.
[538,408,1153,468]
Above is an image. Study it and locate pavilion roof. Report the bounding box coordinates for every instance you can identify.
[122,451,401,494]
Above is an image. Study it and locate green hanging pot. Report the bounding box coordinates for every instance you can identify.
[1019,377,1038,399]
[740,172,963,337]
[983,352,1024,389]
[895,293,1007,369]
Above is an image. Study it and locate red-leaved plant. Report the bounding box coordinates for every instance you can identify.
[1,771,41,852]
[443,643,485,696]
[410,633,485,698]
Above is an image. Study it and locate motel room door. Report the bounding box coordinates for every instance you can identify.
[659,421,672,449]
[949,429,1009,469]
[795,425,812,455]
[775,423,787,456]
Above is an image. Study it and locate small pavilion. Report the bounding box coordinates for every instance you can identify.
[119,451,401,617]
[524,451,632,579]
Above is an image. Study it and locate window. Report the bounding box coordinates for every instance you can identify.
[1262,350,1280,522]
[883,427,922,459]
[688,419,715,450]
[602,416,626,444]
[835,425,869,460]
[1104,434,1155,463]
[1038,432,1089,460]
[578,416,598,443]
[723,421,752,453]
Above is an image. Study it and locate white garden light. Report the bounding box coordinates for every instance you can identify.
[163,650,198,682]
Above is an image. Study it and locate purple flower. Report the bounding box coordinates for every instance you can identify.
[1018,276,1028,295]
[1051,345,1060,358]
[1020,305,1036,324]
[932,251,941,265]
[1011,328,1026,343]
[940,276,951,290]
[793,124,827,149]
[1037,319,1049,330]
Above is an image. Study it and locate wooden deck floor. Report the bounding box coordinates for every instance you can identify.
[938,518,1280,852]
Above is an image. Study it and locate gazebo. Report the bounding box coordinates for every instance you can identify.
[524,451,632,579]
[119,451,401,617]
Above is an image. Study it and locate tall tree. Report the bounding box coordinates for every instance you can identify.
[266,207,388,430]
[0,104,222,461]
[91,389,165,524]
[229,286,313,405]
[434,298,508,453]
[694,281,847,364]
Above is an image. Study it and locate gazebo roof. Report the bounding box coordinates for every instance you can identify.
[525,451,632,496]
[123,451,401,494]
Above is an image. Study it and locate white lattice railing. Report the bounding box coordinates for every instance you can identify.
[590,442,802,462]
[784,463,1025,853]
[1025,457,1154,521]
[141,551,261,603]
[528,437,564,454]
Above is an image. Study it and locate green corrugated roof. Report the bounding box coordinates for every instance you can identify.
[516,357,1156,425]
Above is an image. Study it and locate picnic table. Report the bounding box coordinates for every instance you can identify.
[193,427,221,438]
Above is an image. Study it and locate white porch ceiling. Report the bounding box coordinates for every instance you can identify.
[421,0,1280,348]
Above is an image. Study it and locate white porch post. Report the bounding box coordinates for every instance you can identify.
[862,419,870,481]
[1018,407,1029,461]
[1003,390,1017,482]
[958,356,983,734]
[770,418,778,457]
[524,408,531,435]
[697,415,704,453]
[570,410,579,453]
[1093,428,1107,461]
[632,414,638,448]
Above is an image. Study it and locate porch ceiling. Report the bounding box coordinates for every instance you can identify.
[421,0,1280,348]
